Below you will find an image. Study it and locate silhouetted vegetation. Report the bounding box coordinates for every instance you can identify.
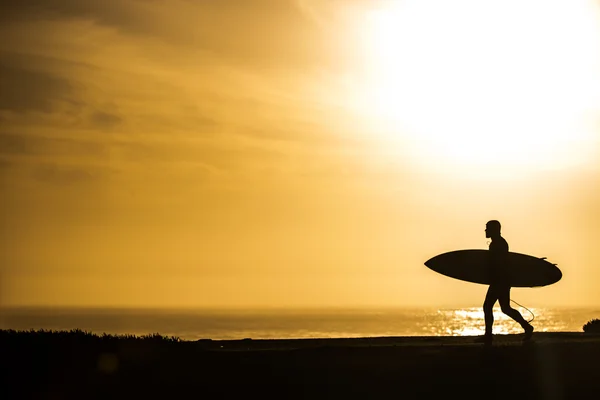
[0,328,181,342]
[583,318,600,333]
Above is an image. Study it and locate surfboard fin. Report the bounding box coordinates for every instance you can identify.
[540,257,558,266]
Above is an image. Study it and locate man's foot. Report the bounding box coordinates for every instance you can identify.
[523,324,534,341]
[475,334,493,344]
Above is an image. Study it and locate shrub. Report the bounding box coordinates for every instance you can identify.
[583,318,600,333]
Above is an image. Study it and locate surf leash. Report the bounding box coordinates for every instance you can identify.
[511,299,535,323]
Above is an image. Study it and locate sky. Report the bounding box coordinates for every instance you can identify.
[1,0,599,309]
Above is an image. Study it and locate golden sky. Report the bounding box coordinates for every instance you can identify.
[1,0,599,309]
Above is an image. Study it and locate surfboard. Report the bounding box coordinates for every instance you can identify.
[424,249,562,287]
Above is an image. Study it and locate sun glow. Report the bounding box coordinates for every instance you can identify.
[358,0,600,173]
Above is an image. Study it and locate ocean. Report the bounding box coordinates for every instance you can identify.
[1,306,598,341]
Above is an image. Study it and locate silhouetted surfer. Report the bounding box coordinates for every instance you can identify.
[481,220,534,343]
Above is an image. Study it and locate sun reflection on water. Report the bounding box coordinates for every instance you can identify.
[435,307,540,336]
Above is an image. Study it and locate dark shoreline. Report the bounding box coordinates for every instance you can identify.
[2,330,599,399]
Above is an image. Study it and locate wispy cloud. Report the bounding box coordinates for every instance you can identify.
[0,61,73,113]
[0,0,373,190]
[31,162,100,185]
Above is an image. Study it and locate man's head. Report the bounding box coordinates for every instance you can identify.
[485,220,501,238]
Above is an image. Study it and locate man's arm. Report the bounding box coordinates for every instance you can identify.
[488,240,509,283]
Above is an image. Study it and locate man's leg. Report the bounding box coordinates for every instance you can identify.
[483,286,498,337]
[498,287,533,337]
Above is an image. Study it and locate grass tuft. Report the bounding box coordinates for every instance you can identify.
[0,328,181,342]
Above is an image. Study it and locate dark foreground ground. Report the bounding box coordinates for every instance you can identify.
[2,330,599,399]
